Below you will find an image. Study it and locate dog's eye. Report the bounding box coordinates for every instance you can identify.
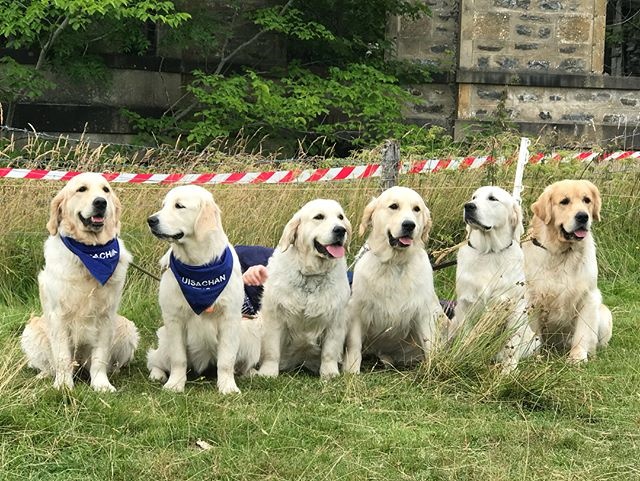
[338,214,344,220]
[413,206,421,212]
[175,203,185,209]
[313,214,325,220]
[389,203,399,210]
[102,187,110,193]
[77,186,87,193]
[560,197,570,205]
[583,197,591,204]
[488,195,497,201]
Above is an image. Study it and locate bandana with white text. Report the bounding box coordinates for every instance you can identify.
[169,246,233,315]
[60,236,120,285]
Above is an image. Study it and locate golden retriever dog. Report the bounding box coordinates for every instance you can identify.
[146,185,259,394]
[343,186,447,373]
[452,186,539,372]
[523,179,612,362]
[21,173,138,392]
[257,199,352,378]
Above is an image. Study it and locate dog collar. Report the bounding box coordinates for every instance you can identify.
[467,239,513,253]
[531,238,547,250]
[169,245,233,315]
[60,236,120,285]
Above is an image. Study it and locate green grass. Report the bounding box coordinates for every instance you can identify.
[0,280,639,480]
[1,156,640,480]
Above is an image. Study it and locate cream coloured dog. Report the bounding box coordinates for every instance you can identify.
[146,185,259,394]
[343,186,447,373]
[21,173,138,392]
[452,186,539,372]
[257,199,352,378]
[523,179,612,362]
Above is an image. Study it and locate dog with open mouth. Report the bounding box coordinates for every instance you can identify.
[21,173,138,392]
[523,179,612,362]
[452,186,539,373]
[257,199,352,378]
[145,185,259,394]
[343,186,448,372]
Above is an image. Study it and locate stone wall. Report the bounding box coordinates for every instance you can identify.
[394,0,640,148]
[459,0,606,73]
[388,0,459,129]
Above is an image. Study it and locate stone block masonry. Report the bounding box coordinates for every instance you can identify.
[392,0,639,148]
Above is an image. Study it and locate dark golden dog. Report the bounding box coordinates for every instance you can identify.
[523,179,612,362]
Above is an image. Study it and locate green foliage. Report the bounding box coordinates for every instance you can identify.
[0,57,54,103]
[130,0,436,154]
[151,63,433,151]
[254,6,335,41]
[0,0,189,111]
[286,0,430,65]
[0,1,189,49]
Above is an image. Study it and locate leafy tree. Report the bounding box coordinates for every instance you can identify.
[132,0,437,154]
[0,0,189,126]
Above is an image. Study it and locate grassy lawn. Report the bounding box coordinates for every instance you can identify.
[1,159,639,480]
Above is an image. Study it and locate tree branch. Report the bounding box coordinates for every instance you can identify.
[36,15,70,70]
[170,0,294,124]
[214,0,294,75]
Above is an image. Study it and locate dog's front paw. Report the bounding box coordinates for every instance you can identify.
[498,358,518,375]
[217,378,241,395]
[320,363,340,379]
[53,372,74,390]
[163,376,186,393]
[257,362,279,378]
[149,367,168,383]
[568,351,588,364]
[91,379,116,393]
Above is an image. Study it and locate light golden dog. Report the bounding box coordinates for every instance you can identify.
[21,173,138,392]
[257,199,352,378]
[523,179,612,362]
[453,186,539,372]
[343,186,447,372]
[146,185,259,394]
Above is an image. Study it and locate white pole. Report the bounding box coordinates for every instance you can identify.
[512,137,530,204]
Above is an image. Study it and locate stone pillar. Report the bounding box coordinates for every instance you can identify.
[459,0,607,74]
[454,0,640,148]
[388,0,459,129]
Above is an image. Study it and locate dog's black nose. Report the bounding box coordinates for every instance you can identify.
[464,202,476,212]
[93,197,107,210]
[333,225,347,238]
[401,220,416,232]
[147,216,159,227]
[575,211,589,224]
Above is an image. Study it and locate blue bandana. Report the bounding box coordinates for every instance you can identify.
[60,236,120,285]
[169,246,233,315]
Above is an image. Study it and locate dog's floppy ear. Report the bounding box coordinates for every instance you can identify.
[585,180,601,221]
[111,190,123,235]
[510,201,524,241]
[194,198,221,241]
[531,188,553,225]
[343,213,353,247]
[421,205,432,244]
[278,213,301,252]
[46,190,66,235]
[358,196,377,237]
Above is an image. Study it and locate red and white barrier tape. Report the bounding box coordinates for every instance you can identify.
[0,151,638,185]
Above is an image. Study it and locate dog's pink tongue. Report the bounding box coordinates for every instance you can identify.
[91,216,104,223]
[399,236,413,246]
[574,229,588,238]
[325,244,345,258]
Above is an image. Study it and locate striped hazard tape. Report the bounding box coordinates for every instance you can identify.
[0,151,638,185]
